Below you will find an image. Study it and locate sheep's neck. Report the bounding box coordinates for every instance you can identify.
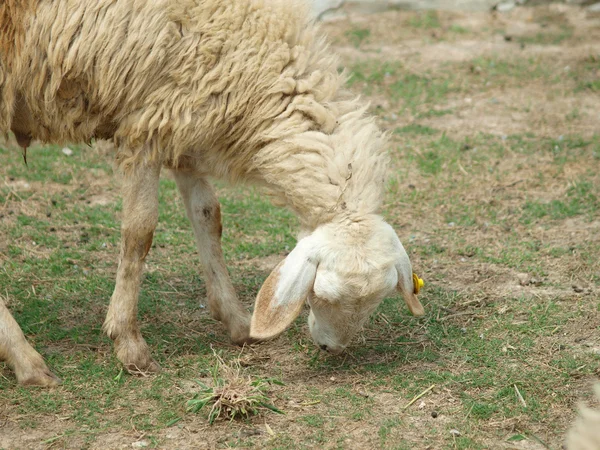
[254,116,388,231]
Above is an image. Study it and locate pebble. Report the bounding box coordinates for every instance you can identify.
[517,273,531,286]
[61,147,73,156]
[431,411,438,418]
[495,1,516,12]
[131,440,149,448]
[450,429,461,436]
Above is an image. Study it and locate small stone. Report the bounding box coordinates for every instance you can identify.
[450,429,461,436]
[517,273,531,286]
[239,428,262,438]
[431,411,438,418]
[530,278,543,287]
[573,285,585,293]
[61,147,73,156]
[494,1,516,12]
[131,440,149,448]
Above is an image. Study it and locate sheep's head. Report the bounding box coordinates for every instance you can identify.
[250,215,424,354]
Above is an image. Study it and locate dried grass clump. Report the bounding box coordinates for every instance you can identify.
[186,352,283,424]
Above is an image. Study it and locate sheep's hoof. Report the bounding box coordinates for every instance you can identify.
[232,333,260,346]
[124,359,162,376]
[114,336,161,376]
[19,366,62,387]
[229,315,259,346]
[230,326,260,346]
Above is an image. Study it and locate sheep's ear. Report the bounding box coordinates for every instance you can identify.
[395,244,425,317]
[250,237,319,340]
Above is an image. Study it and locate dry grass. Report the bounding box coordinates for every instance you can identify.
[186,350,284,424]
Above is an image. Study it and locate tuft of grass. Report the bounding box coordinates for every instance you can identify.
[395,124,439,136]
[516,26,573,46]
[345,27,371,48]
[186,351,284,424]
[408,11,441,29]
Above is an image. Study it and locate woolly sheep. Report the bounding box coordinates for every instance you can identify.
[566,385,600,450]
[0,0,424,386]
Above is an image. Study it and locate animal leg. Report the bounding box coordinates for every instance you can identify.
[0,297,61,386]
[172,170,253,345]
[103,162,161,375]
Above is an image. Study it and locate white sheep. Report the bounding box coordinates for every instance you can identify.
[566,384,600,450]
[0,0,424,386]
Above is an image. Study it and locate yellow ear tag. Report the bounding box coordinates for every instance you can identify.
[412,273,424,295]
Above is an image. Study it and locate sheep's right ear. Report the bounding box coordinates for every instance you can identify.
[250,237,319,340]
[394,237,425,317]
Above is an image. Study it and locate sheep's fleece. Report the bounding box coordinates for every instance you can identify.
[0,0,424,386]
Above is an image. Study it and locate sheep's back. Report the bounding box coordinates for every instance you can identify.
[10,0,342,178]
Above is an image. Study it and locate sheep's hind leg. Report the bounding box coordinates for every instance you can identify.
[103,162,161,375]
[172,170,253,345]
[0,297,61,386]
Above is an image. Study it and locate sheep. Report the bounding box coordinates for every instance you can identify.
[566,384,600,450]
[0,0,424,387]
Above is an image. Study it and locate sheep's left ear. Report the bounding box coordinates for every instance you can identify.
[395,242,425,317]
[250,236,319,340]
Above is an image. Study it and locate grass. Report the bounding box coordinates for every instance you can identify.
[2,4,600,449]
[345,27,371,48]
[186,352,284,424]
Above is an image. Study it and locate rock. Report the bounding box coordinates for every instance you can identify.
[517,273,531,286]
[529,277,543,287]
[450,429,461,436]
[494,1,516,12]
[61,147,73,156]
[313,0,345,18]
[131,440,149,448]
[587,2,600,11]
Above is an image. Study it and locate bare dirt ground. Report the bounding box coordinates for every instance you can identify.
[1,3,599,450]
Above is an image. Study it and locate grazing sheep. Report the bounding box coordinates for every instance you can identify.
[0,0,424,386]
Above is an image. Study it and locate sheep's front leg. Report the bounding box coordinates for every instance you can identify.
[103,163,161,374]
[172,170,252,345]
[0,298,61,386]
